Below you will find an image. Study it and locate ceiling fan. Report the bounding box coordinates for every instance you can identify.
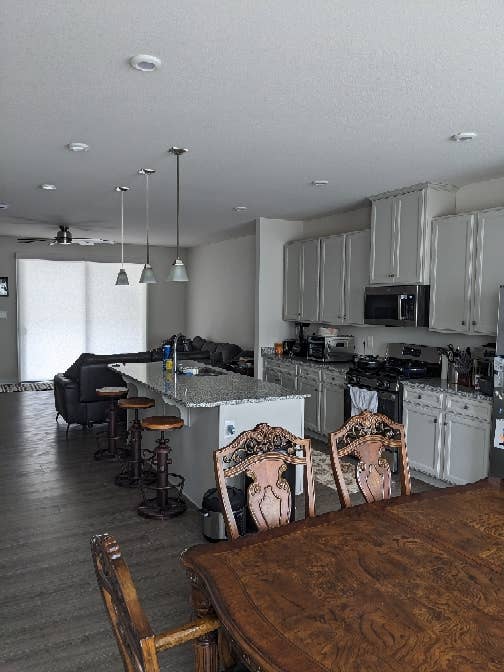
[17,225,115,246]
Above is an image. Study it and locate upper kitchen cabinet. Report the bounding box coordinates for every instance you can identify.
[283,239,320,322]
[369,183,456,285]
[430,207,504,335]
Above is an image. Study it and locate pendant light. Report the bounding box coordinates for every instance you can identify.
[138,168,157,283]
[115,186,130,285]
[167,146,189,282]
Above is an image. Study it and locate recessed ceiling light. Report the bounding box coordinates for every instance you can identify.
[311,180,329,187]
[129,54,162,72]
[67,142,89,152]
[450,132,477,142]
[0,201,9,210]
[233,206,248,212]
[39,184,56,190]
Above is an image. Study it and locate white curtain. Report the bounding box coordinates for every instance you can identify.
[17,259,147,381]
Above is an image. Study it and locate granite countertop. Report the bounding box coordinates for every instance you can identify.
[115,361,309,408]
[262,352,349,375]
[402,378,492,402]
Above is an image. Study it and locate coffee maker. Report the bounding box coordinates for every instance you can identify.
[292,322,309,358]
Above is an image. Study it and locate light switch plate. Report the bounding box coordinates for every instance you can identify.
[0,311,7,319]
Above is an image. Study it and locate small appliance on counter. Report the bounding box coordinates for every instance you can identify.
[282,339,296,356]
[472,343,495,395]
[364,285,430,327]
[308,335,355,362]
[491,286,504,477]
[292,321,310,358]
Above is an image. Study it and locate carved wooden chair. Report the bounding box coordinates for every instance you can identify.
[328,411,411,509]
[214,422,316,540]
[90,533,221,672]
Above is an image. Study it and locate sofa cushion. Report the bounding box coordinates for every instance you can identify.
[192,335,204,350]
[64,353,93,380]
[201,340,217,353]
[211,343,242,364]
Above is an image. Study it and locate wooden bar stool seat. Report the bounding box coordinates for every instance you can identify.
[138,415,186,520]
[115,397,156,488]
[141,416,184,431]
[94,387,128,462]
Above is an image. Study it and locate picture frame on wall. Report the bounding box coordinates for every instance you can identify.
[0,277,8,296]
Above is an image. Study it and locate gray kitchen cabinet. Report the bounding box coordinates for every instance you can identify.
[319,234,345,324]
[280,370,298,393]
[321,379,345,435]
[283,239,320,322]
[472,208,504,335]
[344,230,370,325]
[443,412,491,485]
[283,241,303,321]
[430,207,504,335]
[263,365,282,386]
[403,387,491,484]
[298,372,321,433]
[370,183,456,285]
[403,401,443,478]
[430,213,475,333]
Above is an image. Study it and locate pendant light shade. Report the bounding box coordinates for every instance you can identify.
[115,186,130,286]
[138,168,158,284]
[167,146,189,282]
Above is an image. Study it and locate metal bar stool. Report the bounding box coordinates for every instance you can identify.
[114,397,156,487]
[138,415,186,520]
[94,387,128,461]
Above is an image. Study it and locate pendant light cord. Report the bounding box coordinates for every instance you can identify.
[176,153,180,258]
[120,190,125,268]
[145,173,150,265]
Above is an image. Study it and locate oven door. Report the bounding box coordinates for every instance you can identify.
[344,386,401,423]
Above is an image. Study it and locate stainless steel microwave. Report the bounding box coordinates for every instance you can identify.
[364,285,430,327]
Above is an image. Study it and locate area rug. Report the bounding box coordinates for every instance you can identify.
[311,448,359,493]
[0,381,54,393]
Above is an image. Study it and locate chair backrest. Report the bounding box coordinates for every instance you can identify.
[91,534,160,672]
[214,423,316,540]
[328,411,411,509]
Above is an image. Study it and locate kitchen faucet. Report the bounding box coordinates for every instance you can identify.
[172,333,182,374]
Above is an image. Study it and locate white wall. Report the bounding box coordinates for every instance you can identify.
[255,217,304,377]
[302,206,370,238]
[0,236,187,382]
[456,175,504,212]
[186,234,256,349]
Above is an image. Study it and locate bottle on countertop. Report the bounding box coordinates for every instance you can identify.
[162,344,173,371]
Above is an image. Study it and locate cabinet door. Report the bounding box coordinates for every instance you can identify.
[429,214,475,333]
[321,382,345,435]
[370,197,395,284]
[344,230,370,325]
[403,403,442,477]
[283,241,302,321]
[472,209,504,335]
[395,190,425,284]
[319,235,345,324]
[300,240,320,322]
[298,377,320,433]
[280,371,297,392]
[443,413,490,484]
[264,366,282,385]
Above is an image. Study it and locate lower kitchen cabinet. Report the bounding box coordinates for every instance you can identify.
[443,413,491,484]
[403,391,491,484]
[403,402,443,477]
[263,365,282,386]
[321,381,345,435]
[297,374,321,434]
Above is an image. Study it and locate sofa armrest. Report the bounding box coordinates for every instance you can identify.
[79,364,126,402]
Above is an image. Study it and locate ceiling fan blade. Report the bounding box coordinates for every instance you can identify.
[17,237,50,243]
[73,238,116,245]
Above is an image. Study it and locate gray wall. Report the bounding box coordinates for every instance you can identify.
[187,234,256,348]
[0,236,188,381]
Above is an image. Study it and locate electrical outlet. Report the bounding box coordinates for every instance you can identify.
[224,420,236,438]
[0,311,6,319]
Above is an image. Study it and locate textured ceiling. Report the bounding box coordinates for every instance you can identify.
[2,1,504,246]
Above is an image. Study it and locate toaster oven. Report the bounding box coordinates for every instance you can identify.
[307,336,354,362]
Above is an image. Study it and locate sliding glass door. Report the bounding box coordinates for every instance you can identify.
[17,259,146,381]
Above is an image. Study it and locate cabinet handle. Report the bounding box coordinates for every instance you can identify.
[387,273,395,278]
[472,320,476,326]
[461,320,466,325]
[417,394,422,399]
[463,404,468,410]
[433,418,437,424]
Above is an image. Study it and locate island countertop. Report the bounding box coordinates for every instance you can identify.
[114,361,308,408]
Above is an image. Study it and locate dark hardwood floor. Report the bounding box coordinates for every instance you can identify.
[0,391,436,671]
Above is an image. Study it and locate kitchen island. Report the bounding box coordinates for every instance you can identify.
[114,361,307,506]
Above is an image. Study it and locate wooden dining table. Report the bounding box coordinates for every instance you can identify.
[181,478,504,672]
